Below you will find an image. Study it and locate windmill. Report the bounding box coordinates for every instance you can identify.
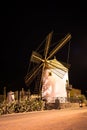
[25,31,72,103]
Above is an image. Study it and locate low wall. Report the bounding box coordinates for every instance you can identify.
[44,102,82,110]
[60,102,80,109]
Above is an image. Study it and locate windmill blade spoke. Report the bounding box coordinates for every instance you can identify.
[44,31,53,59]
[30,51,43,63]
[25,63,43,86]
[38,62,46,92]
[47,33,72,60]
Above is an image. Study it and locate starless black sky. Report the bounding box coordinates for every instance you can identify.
[0,2,87,95]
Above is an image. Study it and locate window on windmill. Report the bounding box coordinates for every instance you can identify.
[49,72,52,76]
[66,80,68,82]
[66,80,69,88]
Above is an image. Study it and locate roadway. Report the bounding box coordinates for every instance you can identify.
[0,107,87,130]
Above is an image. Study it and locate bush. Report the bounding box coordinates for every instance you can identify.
[78,94,86,103]
[0,98,44,115]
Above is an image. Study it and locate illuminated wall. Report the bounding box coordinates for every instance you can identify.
[42,68,68,103]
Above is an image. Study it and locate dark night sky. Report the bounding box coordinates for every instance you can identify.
[0,2,87,95]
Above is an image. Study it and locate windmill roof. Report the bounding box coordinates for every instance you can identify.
[47,58,68,72]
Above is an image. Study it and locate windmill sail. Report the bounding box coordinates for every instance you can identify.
[25,63,43,86]
[47,33,71,60]
[30,51,43,63]
[44,31,53,59]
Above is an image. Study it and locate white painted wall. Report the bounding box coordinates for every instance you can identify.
[42,68,68,103]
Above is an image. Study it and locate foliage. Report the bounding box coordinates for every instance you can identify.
[84,100,87,106]
[78,94,86,103]
[0,98,44,115]
[70,88,87,104]
[70,88,81,97]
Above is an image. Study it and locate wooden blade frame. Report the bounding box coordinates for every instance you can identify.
[47,60,68,72]
[25,63,43,86]
[30,51,42,63]
[31,31,53,64]
[47,33,72,60]
[39,62,45,94]
[44,31,53,59]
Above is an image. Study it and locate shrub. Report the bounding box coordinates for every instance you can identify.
[0,98,44,115]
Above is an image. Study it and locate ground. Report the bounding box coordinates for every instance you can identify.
[0,107,87,130]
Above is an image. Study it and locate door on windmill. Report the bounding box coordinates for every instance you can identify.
[42,68,68,103]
